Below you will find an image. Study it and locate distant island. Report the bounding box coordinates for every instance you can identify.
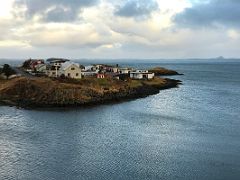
[0,59,182,108]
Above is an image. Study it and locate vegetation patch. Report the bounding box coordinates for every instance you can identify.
[149,67,181,76]
[0,64,16,79]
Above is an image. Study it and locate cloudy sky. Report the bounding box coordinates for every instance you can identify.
[0,0,239,59]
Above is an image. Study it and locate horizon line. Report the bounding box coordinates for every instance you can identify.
[1,57,240,61]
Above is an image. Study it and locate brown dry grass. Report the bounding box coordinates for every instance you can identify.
[0,76,171,107]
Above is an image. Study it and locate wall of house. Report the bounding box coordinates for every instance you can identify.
[120,69,131,74]
[47,70,58,77]
[50,62,62,67]
[130,73,154,79]
[130,73,143,79]
[112,68,119,73]
[136,70,148,73]
[147,73,154,79]
[62,65,82,79]
[36,65,47,73]
[81,71,97,77]
[97,74,105,79]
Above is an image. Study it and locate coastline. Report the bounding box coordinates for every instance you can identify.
[0,77,181,109]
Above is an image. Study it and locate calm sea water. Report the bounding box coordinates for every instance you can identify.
[0,60,240,180]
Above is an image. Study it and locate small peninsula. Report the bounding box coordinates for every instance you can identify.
[149,67,183,76]
[0,60,182,109]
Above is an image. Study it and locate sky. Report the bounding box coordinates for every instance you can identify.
[0,0,240,59]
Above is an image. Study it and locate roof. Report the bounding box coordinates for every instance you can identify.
[130,71,153,74]
[29,59,44,62]
[119,67,133,70]
[46,58,70,63]
[61,62,80,71]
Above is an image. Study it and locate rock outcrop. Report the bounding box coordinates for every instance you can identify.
[149,67,183,76]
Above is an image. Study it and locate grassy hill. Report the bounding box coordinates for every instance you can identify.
[0,76,181,108]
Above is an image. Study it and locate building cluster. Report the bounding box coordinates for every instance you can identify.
[22,58,155,80]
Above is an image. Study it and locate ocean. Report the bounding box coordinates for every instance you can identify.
[0,59,240,180]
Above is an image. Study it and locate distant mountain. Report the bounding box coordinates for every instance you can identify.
[215,56,225,60]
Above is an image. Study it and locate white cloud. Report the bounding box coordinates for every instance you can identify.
[228,29,240,40]
[0,0,240,58]
[0,1,14,17]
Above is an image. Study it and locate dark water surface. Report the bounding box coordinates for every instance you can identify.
[0,60,240,180]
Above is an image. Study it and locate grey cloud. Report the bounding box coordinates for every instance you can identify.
[14,0,99,22]
[174,0,240,27]
[44,6,76,22]
[115,0,159,18]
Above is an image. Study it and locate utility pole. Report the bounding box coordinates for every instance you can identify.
[55,66,58,78]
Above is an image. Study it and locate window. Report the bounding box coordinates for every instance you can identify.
[68,73,70,77]
[71,67,75,70]
[76,73,79,76]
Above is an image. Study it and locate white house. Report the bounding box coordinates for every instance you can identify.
[112,67,119,73]
[59,62,82,79]
[119,68,133,74]
[81,65,98,77]
[46,58,70,77]
[130,70,154,80]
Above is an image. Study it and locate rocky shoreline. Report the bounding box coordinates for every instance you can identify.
[0,76,181,109]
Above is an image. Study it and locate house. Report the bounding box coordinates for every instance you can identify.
[35,64,47,73]
[46,58,70,77]
[46,58,70,66]
[59,62,82,79]
[96,73,105,79]
[105,65,120,73]
[130,70,154,80]
[22,59,45,72]
[119,68,133,74]
[112,67,119,73]
[46,65,58,77]
[81,65,98,77]
[30,59,45,70]
[92,64,104,71]
[84,65,95,71]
